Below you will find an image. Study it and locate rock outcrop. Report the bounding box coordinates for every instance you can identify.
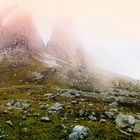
[46,18,85,68]
[68,125,89,140]
[0,6,45,64]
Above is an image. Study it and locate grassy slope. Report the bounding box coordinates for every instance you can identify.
[0,85,137,140]
[0,62,139,139]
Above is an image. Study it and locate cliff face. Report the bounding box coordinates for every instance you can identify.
[0,6,45,64]
[46,19,85,68]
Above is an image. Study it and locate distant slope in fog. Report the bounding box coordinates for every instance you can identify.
[0,6,139,92]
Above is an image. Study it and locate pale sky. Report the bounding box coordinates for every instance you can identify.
[1,0,140,79]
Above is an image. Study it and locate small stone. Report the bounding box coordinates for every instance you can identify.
[7,102,12,107]
[133,120,140,134]
[22,111,28,114]
[22,116,27,120]
[41,117,50,122]
[68,125,89,140]
[40,104,49,109]
[49,103,63,111]
[104,112,114,119]
[100,119,106,123]
[79,110,85,117]
[59,89,81,98]
[109,108,118,112]
[71,101,78,104]
[88,115,97,121]
[6,121,13,126]
[44,93,53,97]
[100,114,106,119]
[109,102,118,109]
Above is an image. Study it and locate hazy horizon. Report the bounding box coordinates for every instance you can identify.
[1,0,140,79]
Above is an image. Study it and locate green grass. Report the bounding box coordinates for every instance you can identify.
[0,85,139,140]
[0,61,139,139]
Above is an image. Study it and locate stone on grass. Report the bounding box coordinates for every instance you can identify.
[115,114,136,133]
[104,112,114,119]
[133,120,140,134]
[41,117,50,122]
[49,103,63,111]
[69,125,89,140]
[6,121,13,126]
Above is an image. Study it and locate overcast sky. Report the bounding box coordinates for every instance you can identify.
[1,0,140,79]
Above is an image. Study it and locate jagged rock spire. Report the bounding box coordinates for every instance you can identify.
[46,18,85,68]
[0,6,45,64]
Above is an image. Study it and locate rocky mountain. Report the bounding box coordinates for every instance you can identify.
[0,7,139,140]
[46,18,85,68]
[0,7,111,91]
[0,6,45,64]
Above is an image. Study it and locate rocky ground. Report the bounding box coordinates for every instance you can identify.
[0,84,140,140]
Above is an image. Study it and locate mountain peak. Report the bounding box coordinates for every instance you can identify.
[0,6,45,64]
[46,18,85,68]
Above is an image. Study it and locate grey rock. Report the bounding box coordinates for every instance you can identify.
[100,119,106,123]
[88,115,97,121]
[109,108,118,112]
[135,113,140,120]
[133,120,140,134]
[79,110,90,117]
[115,114,136,133]
[14,101,30,110]
[100,114,106,119]
[79,110,85,117]
[109,102,118,109]
[49,103,63,111]
[40,104,49,109]
[105,112,114,119]
[7,101,30,110]
[59,89,81,98]
[68,125,89,140]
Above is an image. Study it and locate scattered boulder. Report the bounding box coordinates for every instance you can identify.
[133,120,140,134]
[88,115,97,121]
[79,110,90,118]
[41,117,50,122]
[58,89,81,98]
[104,112,114,119]
[100,119,106,123]
[49,103,63,111]
[115,114,136,133]
[14,101,30,110]
[7,100,30,110]
[109,102,118,109]
[68,125,89,140]
[40,103,49,109]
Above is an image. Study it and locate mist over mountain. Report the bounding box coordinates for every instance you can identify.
[46,18,86,68]
[0,5,139,140]
[0,6,45,64]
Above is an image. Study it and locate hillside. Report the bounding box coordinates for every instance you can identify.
[0,6,139,140]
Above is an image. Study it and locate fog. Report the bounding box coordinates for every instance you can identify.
[1,0,140,79]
